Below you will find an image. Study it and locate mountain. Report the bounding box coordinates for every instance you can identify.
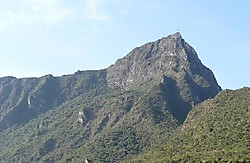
[0,32,221,162]
[108,32,220,122]
[128,87,250,162]
[0,71,107,132]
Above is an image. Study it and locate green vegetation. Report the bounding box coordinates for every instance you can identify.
[0,33,225,162]
[0,73,208,162]
[127,88,250,162]
[0,77,173,162]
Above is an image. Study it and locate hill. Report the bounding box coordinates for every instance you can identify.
[127,88,250,162]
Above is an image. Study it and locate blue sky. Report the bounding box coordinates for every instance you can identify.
[0,0,249,89]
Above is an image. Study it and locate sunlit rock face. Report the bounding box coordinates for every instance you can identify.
[107,32,220,92]
[107,32,220,106]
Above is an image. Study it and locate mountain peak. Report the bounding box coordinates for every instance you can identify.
[107,33,220,93]
[160,32,182,44]
[158,32,185,52]
[170,31,182,39]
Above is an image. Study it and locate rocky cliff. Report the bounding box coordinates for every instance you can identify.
[107,32,221,122]
[107,32,220,92]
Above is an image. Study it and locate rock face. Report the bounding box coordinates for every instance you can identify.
[0,75,61,132]
[107,32,221,121]
[0,32,222,162]
[107,32,220,91]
